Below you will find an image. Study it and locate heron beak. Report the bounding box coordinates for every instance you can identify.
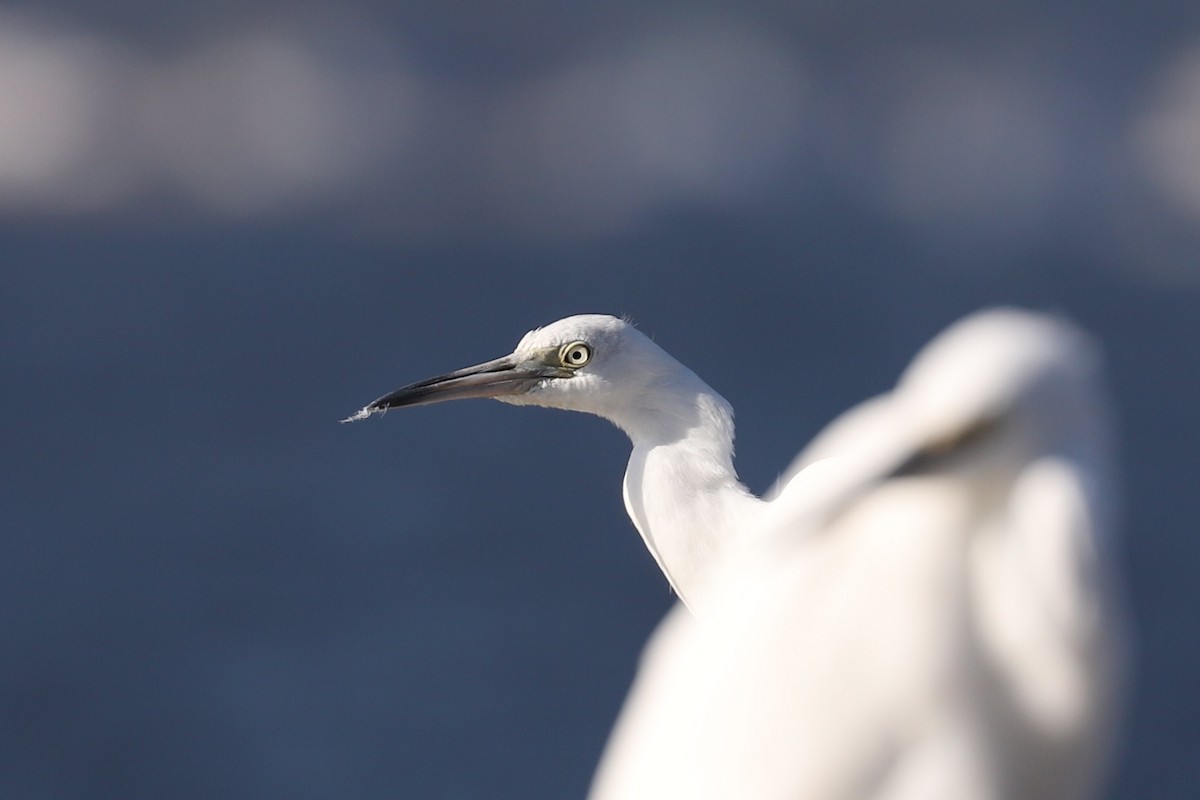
[342,353,566,423]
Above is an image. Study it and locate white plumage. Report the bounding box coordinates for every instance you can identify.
[588,309,1125,800]
[346,313,766,608]
[345,309,1125,800]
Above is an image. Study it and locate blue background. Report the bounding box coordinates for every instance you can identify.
[2,3,1198,797]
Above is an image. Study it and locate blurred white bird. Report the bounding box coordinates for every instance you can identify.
[587,309,1126,800]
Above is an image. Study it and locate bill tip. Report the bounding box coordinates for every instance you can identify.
[340,406,376,424]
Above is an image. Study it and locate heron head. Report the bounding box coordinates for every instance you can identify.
[342,314,692,427]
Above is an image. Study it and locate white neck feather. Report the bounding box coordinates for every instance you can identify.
[615,387,764,610]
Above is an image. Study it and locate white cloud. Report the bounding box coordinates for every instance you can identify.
[484,18,808,240]
[0,16,118,206]
[1135,45,1200,220]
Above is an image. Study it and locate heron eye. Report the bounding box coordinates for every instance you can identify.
[561,342,592,368]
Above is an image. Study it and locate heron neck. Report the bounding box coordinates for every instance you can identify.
[619,391,764,611]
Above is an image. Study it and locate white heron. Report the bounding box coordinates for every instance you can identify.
[344,309,1125,799]
[344,313,769,608]
[588,308,1126,800]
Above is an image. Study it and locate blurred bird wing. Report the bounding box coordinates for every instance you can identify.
[966,456,1126,797]
[766,394,898,505]
[590,472,996,800]
[592,309,1124,800]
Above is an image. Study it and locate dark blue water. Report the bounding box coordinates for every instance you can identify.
[2,212,1196,798]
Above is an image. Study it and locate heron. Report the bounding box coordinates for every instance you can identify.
[587,308,1126,800]
[343,313,770,608]
[344,309,1125,799]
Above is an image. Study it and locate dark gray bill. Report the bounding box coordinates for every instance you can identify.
[341,354,561,422]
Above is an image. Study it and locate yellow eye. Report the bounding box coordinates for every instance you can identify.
[560,341,592,368]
